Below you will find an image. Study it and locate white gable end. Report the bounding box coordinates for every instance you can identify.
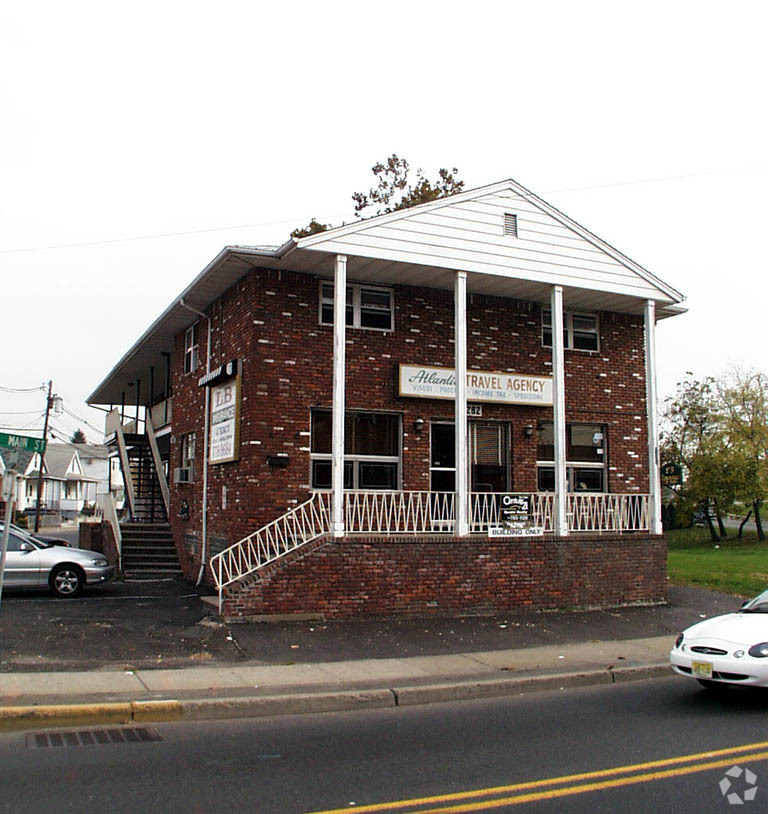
[299,182,677,303]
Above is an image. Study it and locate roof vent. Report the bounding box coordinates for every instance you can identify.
[503,213,518,238]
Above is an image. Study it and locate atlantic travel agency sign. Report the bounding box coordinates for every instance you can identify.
[398,365,553,406]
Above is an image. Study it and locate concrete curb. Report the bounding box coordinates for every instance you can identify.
[0,664,673,732]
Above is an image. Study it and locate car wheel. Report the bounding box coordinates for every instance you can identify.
[697,679,729,692]
[49,564,85,598]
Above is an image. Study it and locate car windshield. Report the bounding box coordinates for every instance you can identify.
[1,525,48,549]
[740,590,768,613]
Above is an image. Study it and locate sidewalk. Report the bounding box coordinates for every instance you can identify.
[0,583,743,731]
[0,635,674,731]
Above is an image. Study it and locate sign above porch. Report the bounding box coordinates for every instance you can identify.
[398,364,553,406]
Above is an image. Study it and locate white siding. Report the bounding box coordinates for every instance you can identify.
[305,188,668,301]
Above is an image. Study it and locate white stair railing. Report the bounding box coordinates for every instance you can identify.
[210,492,332,607]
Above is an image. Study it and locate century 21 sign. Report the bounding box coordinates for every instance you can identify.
[209,376,241,464]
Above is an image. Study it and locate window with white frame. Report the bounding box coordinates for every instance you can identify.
[319,282,393,331]
[536,422,606,492]
[184,324,199,373]
[180,432,196,476]
[542,310,599,351]
[310,409,400,489]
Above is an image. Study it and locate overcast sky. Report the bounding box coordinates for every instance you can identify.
[2,0,766,444]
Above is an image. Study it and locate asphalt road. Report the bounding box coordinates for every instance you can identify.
[2,677,767,813]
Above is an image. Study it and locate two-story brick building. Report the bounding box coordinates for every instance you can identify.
[88,178,686,618]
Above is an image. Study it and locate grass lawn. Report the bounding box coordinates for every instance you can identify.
[667,526,768,597]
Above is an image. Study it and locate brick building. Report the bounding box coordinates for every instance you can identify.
[88,178,686,618]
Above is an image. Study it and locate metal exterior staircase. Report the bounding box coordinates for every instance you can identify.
[124,438,167,523]
[120,522,182,580]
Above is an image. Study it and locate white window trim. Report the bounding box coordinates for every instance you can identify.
[309,409,402,490]
[184,324,200,374]
[319,281,394,332]
[542,309,600,352]
[537,421,607,492]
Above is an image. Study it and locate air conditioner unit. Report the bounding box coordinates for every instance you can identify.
[173,467,193,484]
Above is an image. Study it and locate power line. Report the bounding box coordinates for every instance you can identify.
[61,407,105,435]
[0,213,348,255]
[0,384,46,393]
[2,164,767,257]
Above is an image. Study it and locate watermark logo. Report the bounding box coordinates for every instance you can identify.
[719,765,758,804]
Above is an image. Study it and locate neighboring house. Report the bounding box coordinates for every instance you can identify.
[21,445,96,520]
[88,177,686,618]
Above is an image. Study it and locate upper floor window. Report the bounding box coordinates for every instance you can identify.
[184,324,199,374]
[542,310,599,352]
[320,282,393,331]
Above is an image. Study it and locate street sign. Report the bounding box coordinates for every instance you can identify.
[661,462,683,487]
[0,432,46,454]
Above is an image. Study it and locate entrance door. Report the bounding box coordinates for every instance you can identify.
[469,423,508,492]
[429,421,509,492]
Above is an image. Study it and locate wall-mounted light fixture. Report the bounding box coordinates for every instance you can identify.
[414,416,425,435]
[524,424,534,439]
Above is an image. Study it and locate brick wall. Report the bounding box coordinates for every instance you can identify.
[166,266,651,587]
[221,533,667,619]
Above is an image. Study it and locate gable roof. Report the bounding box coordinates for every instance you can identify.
[292,178,684,304]
[88,177,685,406]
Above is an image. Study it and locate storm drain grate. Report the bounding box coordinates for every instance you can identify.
[27,727,162,749]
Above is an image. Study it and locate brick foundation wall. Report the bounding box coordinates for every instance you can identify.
[221,533,666,619]
[166,266,652,587]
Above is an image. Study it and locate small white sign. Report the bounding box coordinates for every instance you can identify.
[489,526,545,537]
[209,377,241,464]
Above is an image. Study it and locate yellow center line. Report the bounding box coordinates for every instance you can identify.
[407,751,768,813]
[305,740,768,814]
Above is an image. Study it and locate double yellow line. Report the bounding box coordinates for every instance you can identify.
[307,740,768,813]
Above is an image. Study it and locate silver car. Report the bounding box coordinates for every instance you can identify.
[0,526,113,597]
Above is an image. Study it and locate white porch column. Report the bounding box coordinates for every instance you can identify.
[644,299,662,535]
[551,285,568,536]
[331,254,347,538]
[454,271,469,537]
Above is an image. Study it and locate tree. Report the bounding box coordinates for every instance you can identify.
[351,155,464,218]
[291,218,333,239]
[291,156,464,237]
[717,369,768,539]
[71,428,87,444]
[661,374,724,540]
[661,369,768,541]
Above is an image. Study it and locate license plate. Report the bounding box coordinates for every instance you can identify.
[692,660,713,679]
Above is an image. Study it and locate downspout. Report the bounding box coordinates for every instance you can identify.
[179,298,212,586]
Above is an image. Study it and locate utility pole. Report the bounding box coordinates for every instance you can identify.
[34,380,53,533]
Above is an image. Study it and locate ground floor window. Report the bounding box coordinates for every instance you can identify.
[310,409,400,489]
[536,422,606,492]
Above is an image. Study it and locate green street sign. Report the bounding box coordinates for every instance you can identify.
[0,432,46,453]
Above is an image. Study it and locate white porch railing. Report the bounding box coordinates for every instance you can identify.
[567,493,650,533]
[343,491,456,534]
[209,491,651,604]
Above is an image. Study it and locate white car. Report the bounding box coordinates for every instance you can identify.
[670,590,768,689]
